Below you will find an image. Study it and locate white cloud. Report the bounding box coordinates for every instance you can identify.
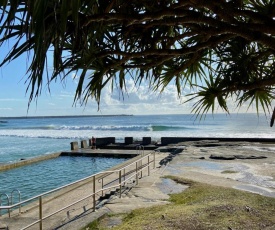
[0,98,23,102]
[2,69,264,117]
[58,91,75,99]
[51,72,198,115]
[94,78,192,114]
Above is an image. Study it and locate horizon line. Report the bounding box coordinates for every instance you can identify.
[0,114,134,119]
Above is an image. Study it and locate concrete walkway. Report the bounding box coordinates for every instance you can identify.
[56,153,173,230]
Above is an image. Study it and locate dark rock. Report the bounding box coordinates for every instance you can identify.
[209,154,236,160]
[209,154,267,160]
[200,149,208,152]
[155,146,186,153]
[172,148,185,155]
[234,155,267,159]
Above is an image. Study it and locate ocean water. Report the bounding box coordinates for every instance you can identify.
[0,113,274,201]
[0,113,274,163]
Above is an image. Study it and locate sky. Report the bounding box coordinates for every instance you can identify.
[0,42,259,118]
[0,48,193,117]
[0,62,193,117]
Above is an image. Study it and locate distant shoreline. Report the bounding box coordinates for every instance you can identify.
[0,114,134,119]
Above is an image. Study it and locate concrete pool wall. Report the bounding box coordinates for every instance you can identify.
[2,136,275,172]
[0,152,61,172]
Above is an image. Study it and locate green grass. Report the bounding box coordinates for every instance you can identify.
[82,176,275,230]
[82,219,100,229]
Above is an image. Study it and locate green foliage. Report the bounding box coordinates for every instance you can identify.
[93,177,275,230]
[0,1,274,118]
[81,219,100,230]
[187,75,229,119]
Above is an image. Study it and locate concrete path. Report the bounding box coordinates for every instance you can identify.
[57,156,173,230]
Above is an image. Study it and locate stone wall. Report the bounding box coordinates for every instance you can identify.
[94,137,116,146]
[160,137,275,145]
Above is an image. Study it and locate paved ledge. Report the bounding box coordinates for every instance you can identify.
[61,149,153,158]
[2,136,275,172]
[0,152,61,172]
[0,147,157,172]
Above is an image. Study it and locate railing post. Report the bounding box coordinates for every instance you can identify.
[153,151,156,168]
[39,196,42,230]
[148,155,150,176]
[93,176,96,212]
[119,170,122,198]
[101,178,104,197]
[136,162,138,185]
[0,193,10,217]
[140,158,143,178]
[136,145,140,155]
[124,168,126,185]
[11,189,21,215]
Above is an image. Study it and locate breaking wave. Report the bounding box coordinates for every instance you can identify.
[6,124,193,132]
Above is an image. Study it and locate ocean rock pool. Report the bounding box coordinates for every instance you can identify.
[0,156,128,203]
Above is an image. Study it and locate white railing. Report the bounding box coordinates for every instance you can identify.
[0,151,156,230]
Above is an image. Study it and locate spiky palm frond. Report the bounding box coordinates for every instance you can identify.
[186,75,229,120]
[0,0,275,123]
[237,88,275,114]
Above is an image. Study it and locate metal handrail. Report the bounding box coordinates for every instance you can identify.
[0,152,153,211]
[0,189,21,217]
[11,189,21,214]
[98,146,145,183]
[0,151,156,229]
[0,193,10,217]
[22,152,155,230]
[136,145,144,155]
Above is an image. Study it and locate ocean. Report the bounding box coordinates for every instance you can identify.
[0,113,274,201]
[0,113,274,164]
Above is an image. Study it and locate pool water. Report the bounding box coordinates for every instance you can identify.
[0,156,127,202]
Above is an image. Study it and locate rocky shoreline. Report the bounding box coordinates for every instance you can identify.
[159,140,275,197]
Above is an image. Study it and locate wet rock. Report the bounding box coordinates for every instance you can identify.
[0,223,8,230]
[155,146,186,153]
[210,154,236,160]
[210,154,267,160]
[234,155,267,159]
[200,149,208,152]
[172,147,186,154]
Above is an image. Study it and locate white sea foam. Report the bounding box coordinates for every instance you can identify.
[0,114,274,163]
[0,127,274,140]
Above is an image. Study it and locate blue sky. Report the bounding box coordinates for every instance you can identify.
[0,43,193,117]
[0,42,259,117]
